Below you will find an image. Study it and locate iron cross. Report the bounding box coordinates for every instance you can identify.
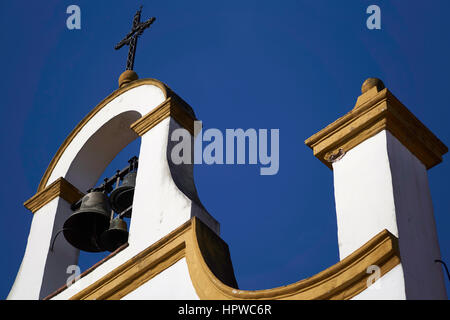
[115,6,156,70]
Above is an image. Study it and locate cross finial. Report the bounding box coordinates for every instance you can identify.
[115,6,156,71]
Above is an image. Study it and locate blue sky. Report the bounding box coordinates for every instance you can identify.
[1,0,449,298]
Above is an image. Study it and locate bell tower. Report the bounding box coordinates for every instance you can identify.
[8,67,220,299]
[7,7,448,301]
[8,6,219,299]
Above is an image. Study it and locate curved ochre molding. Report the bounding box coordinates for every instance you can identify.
[36,78,170,193]
[24,177,84,213]
[131,96,197,136]
[305,87,448,170]
[67,217,400,300]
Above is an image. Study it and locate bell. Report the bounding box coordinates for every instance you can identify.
[99,218,129,252]
[63,192,111,252]
[110,171,136,217]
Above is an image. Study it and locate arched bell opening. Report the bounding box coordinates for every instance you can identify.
[64,111,142,192]
[76,138,141,273]
[40,110,142,299]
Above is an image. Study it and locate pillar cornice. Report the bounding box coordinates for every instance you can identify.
[305,82,448,170]
[24,177,84,214]
[130,96,196,136]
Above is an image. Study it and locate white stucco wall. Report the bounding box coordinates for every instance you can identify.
[333,130,447,299]
[129,118,218,253]
[386,131,447,299]
[352,264,406,300]
[8,197,77,300]
[121,258,199,300]
[333,130,399,259]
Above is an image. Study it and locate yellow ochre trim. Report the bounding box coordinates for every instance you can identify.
[36,78,170,193]
[130,96,196,136]
[69,217,400,300]
[70,221,190,300]
[24,177,84,213]
[305,87,448,170]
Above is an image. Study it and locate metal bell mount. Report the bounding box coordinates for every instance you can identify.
[60,156,138,253]
[110,157,137,218]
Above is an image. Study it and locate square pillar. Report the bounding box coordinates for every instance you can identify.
[305,78,448,299]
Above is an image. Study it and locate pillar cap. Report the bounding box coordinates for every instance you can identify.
[118,70,139,88]
[361,78,385,94]
[305,79,448,170]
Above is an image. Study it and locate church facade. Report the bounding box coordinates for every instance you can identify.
[6,69,448,299]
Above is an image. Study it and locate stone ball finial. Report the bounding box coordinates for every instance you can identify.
[361,78,385,94]
[118,70,139,88]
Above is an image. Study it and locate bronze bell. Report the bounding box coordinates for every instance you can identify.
[99,217,129,252]
[63,192,111,252]
[110,171,136,217]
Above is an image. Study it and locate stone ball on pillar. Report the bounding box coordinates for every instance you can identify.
[361,78,385,94]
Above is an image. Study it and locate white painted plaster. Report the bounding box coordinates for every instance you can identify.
[49,243,138,300]
[386,131,447,299]
[333,130,447,299]
[129,118,219,253]
[333,130,398,259]
[50,85,165,193]
[8,198,77,299]
[121,258,199,300]
[128,117,197,250]
[352,264,406,300]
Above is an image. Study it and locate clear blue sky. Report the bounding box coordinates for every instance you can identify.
[1,0,449,298]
